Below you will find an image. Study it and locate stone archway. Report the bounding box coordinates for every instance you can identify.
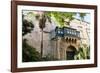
[66,45,77,60]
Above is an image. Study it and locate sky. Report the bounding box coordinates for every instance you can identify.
[74,13,91,23]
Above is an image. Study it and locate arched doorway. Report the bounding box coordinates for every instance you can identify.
[66,46,76,60]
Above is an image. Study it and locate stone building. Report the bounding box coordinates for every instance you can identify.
[23,12,90,60]
[70,19,90,47]
[50,27,81,60]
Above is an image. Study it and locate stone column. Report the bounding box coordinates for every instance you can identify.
[56,37,61,60]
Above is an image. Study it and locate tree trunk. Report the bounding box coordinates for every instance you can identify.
[41,29,43,58]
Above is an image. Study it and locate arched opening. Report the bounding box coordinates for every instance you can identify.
[66,45,76,60]
[72,39,73,43]
[74,39,77,44]
[66,37,68,43]
[69,38,71,43]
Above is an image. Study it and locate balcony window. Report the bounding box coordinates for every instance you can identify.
[57,31,60,34]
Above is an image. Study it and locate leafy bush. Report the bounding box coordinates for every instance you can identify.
[22,19,34,36]
[74,46,90,60]
[22,39,41,62]
[22,39,58,62]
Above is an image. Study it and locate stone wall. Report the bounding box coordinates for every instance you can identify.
[23,13,89,59]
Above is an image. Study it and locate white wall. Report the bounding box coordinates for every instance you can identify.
[0,0,99,73]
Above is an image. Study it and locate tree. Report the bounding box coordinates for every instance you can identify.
[79,13,86,22]
[39,13,46,57]
[50,12,76,27]
[22,14,34,36]
[38,12,52,57]
[22,13,40,62]
[74,46,90,60]
[79,13,86,26]
[22,39,41,62]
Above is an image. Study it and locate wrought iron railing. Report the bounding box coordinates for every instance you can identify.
[50,27,80,39]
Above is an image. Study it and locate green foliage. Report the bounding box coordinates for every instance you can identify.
[49,12,76,27]
[22,39,41,62]
[39,13,47,30]
[22,39,58,62]
[79,13,86,21]
[27,12,35,16]
[86,46,90,59]
[22,19,34,36]
[75,46,90,60]
[52,12,65,27]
